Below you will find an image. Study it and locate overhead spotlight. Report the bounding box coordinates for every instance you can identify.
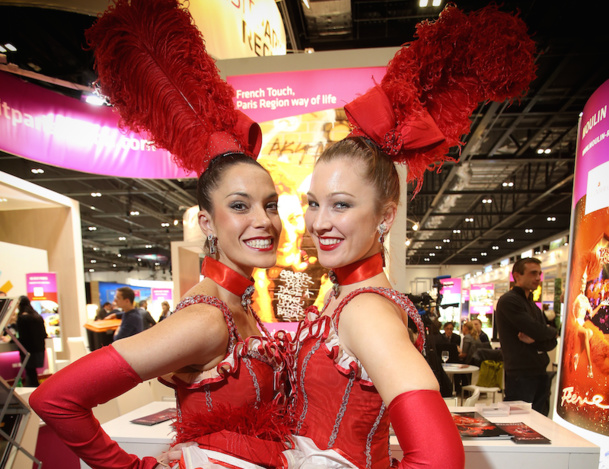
[482,198,492,204]
[119,236,126,241]
[481,252,487,256]
[419,0,429,6]
[0,45,6,53]
[435,245,442,250]
[547,216,556,222]
[492,245,499,250]
[412,223,419,231]
[405,239,412,247]
[465,217,474,222]
[117,253,122,257]
[507,238,514,242]
[429,253,436,257]
[472,257,478,262]
[88,226,97,231]
[31,168,44,174]
[112,264,117,268]
[424,258,430,262]
[90,259,97,263]
[161,222,170,227]
[525,228,534,233]
[502,181,514,187]
[304,47,315,54]
[89,268,95,272]
[84,94,105,106]
[130,210,140,216]
[537,148,544,154]
[545,148,551,154]
[145,245,152,248]
[91,192,102,197]
[4,43,17,52]
[443,239,450,243]
[173,219,180,226]
[453,229,461,234]
[93,247,100,251]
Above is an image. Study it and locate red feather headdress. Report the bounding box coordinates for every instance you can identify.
[86,0,261,175]
[345,4,537,194]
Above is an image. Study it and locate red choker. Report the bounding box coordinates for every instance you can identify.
[201,257,254,299]
[329,252,384,287]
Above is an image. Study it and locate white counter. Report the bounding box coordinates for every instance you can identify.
[391,406,599,469]
[86,402,600,469]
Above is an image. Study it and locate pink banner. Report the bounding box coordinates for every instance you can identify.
[227,67,386,122]
[440,278,462,295]
[573,79,609,206]
[0,71,194,179]
[26,272,57,302]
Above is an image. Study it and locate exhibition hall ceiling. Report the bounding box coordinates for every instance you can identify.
[0,0,608,274]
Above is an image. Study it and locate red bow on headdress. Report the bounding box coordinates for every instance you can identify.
[345,85,445,158]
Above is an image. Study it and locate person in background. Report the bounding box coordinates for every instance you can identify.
[16,295,48,387]
[158,301,172,322]
[472,317,490,344]
[138,300,157,330]
[495,258,557,416]
[442,321,462,348]
[94,302,113,321]
[112,287,143,341]
[459,321,483,364]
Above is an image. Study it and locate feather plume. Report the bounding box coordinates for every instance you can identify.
[375,4,537,193]
[86,0,259,175]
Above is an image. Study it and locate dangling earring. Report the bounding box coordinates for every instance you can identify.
[377,223,387,244]
[207,234,217,254]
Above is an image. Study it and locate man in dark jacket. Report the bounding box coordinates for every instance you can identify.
[113,287,143,341]
[496,258,557,416]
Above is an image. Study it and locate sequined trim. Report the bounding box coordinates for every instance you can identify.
[365,403,385,469]
[295,336,323,435]
[204,384,213,411]
[327,370,355,449]
[243,357,261,405]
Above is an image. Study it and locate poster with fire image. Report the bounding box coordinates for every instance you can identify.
[557,79,609,435]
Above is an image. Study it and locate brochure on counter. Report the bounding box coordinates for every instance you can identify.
[451,412,550,443]
[130,408,176,426]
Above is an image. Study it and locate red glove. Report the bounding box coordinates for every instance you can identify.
[29,345,159,469]
[389,390,464,469]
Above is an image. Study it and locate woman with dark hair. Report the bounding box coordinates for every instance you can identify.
[16,295,47,387]
[29,1,288,468]
[285,5,536,467]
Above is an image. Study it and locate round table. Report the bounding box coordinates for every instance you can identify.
[442,364,479,396]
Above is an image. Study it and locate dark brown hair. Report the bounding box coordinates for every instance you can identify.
[196,153,267,254]
[512,257,541,276]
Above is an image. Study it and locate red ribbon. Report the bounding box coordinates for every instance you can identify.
[200,257,253,297]
[330,252,385,286]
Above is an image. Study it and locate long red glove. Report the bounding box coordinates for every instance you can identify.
[29,345,159,469]
[389,390,464,468]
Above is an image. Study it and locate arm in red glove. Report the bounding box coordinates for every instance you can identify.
[389,389,464,469]
[29,345,159,469]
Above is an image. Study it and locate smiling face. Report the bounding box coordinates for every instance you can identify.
[305,157,393,269]
[198,162,281,277]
